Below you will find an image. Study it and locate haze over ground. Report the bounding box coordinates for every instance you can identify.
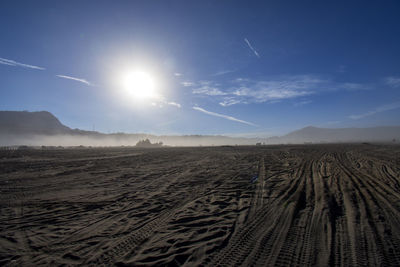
[1,1,400,137]
[1,111,399,146]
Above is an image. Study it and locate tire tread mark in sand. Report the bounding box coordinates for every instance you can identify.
[277,159,316,267]
[204,157,310,267]
[352,162,400,265]
[47,169,184,250]
[12,199,36,266]
[250,158,313,267]
[336,152,400,266]
[87,188,205,266]
[247,157,266,220]
[380,165,400,192]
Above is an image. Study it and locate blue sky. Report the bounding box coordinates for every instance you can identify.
[1,0,400,137]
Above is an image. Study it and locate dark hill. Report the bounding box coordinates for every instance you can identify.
[271,126,400,143]
[0,111,72,135]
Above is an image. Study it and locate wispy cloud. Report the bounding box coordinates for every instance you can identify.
[192,75,369,107]
[193,76,318,106]
[244,38,260,58]
[193,106,257,126]
[152,99,181,109]
[384,77,400,88]
[0,57,45,70]
[349,101,400,120]
[56,75,93,86]
[294,100,312,107]
[219,98,242,107]
[212,70,235,76]
[181,81,195,87]
[340,82,369,91]
[230,78,313,104]
[167,101,181,108]
[192,80,227,96]
[174,72,182,77]
[193,87,227,96]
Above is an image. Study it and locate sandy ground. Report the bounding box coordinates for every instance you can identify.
[0,144,400,266]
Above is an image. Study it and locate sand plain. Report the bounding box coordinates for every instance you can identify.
[0,144,399,266]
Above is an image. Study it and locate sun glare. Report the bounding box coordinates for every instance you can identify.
[120,70,158,100]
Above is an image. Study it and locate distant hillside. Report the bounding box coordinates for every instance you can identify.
[0,111,255,146]
[0,111,399,146]
[0,111,73,135]
[267,126,400,144]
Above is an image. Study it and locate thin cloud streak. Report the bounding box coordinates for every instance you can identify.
[244,38,260,58]
[192,80,227,96]
[167,102,181,108]
[193,87,227,96]
[212,70,235,76]
[349,101,400,120]
[153,99,182,108]
[219,98,241,107]
[193,106,257,126]
[192,75,369,107]
[294,100,312,107]
[181,81,194,87]
[0,57,45,70]
[384,77,400,88]
[193,76,317,106]
[56,75,93,86]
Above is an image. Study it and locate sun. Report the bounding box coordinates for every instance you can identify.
[120,70,158,100]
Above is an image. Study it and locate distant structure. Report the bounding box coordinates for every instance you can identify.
[135,139,163,148]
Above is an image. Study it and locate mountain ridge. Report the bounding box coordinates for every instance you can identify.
[1,111,399,146]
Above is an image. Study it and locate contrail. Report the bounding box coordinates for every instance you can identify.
[244,38,260,58]
[0,57,45,70]
[193,106,257,126]
[56,75,93,86]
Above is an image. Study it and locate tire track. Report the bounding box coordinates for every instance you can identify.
[205,157,311,267]
[335,152,400,266]
[247,157,266,220]
[86,185,210,266]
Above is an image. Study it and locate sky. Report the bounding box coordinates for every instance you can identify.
[1,0,400,137]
